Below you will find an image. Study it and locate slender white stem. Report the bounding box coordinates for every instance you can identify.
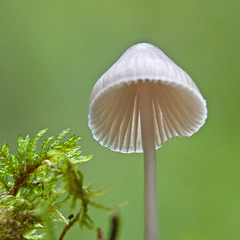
[139,81,158,240]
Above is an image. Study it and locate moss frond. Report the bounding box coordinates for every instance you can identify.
[0,129,111,240]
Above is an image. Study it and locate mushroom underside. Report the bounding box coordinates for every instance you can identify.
[89,80,206,153]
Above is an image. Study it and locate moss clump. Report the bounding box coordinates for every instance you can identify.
[0,129,111,240]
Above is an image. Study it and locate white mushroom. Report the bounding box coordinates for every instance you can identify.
[88,43,207,240]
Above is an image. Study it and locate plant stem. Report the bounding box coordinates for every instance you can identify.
[139,81,158,240]
[10,163,41,196]
[59,212,80,240]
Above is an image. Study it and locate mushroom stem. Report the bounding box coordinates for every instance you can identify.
[139,81,158,240]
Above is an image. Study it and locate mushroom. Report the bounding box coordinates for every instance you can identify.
[88,43,207,240]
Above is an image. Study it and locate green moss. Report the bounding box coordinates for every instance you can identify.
[0,129,111,240]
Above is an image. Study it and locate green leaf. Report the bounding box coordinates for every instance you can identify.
[26,129,48,164]
[49,129,70,149]
[18,134,30,161]
[0,129,114,240]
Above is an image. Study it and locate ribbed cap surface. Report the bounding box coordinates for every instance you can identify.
[88,43,207,153]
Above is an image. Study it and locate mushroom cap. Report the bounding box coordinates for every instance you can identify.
[88,43,207,153]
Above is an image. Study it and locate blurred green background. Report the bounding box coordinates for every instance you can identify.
[0,1,239,239]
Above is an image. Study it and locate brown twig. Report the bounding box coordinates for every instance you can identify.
[109,215,120,240]
[10,164,41,196]
[59,212,80,240]
[97,228,104,240]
